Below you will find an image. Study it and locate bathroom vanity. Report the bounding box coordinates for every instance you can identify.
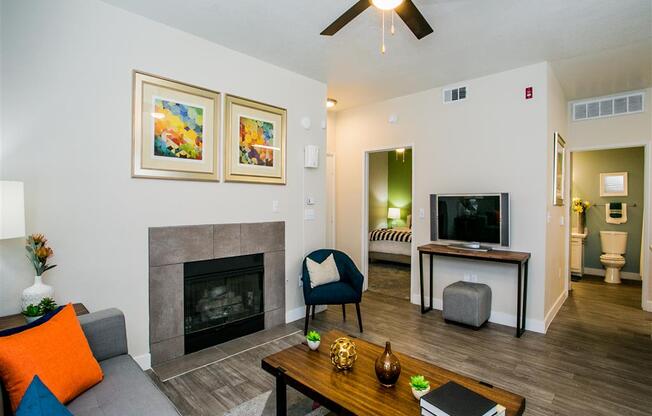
[570,229,588,278]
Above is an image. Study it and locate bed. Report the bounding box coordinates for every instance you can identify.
[368,226,412,265]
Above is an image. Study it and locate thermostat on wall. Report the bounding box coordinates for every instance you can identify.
[305,145,319,168]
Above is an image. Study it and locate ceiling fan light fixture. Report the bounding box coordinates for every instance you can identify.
[371,0,404,11]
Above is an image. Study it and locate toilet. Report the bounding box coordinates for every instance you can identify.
[599,231,628,284]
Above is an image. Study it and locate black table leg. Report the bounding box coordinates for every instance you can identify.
[429,254,434,311]
[419,251,426,313]
[521,260,529,335]
[516,262,522,338]
[276,367,287,416]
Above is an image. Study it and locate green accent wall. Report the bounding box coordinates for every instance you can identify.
[571,146,644,273]
[387,149,412,228]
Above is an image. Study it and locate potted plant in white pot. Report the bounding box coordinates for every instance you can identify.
[306,330,321,351]
[22,234,57,310]
[22,297,58,323]
[410,375,431,400]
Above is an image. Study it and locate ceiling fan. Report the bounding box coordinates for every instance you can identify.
[321,0,433,40]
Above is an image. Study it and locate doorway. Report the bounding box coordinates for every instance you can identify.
[568,145,647,309]
[363,146,414,300]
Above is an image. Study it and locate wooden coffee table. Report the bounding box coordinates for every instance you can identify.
[262,330,525,416]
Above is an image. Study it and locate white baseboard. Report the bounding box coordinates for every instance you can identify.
[544,290,568,332]
[133,353,151,371]
[285,305,327,323]
[410,294,545,334]
[584,267,641,281]
[645,300,652,312]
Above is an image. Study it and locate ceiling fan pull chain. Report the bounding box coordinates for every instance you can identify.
[381,10,386,54]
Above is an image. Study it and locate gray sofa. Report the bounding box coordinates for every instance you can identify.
[0,309,179,415]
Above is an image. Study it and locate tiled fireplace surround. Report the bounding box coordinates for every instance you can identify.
[148,222,285,365]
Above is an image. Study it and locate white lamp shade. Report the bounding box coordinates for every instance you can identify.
[387,207,401,220]
[0,181,26,239]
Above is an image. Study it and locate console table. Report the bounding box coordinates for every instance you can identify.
[0,303,88,332]
[417,244,530,337]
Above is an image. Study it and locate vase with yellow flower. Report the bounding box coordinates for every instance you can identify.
[21,234,57,310]
[572,198,591,233]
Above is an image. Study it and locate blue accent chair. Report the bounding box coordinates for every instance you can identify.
[302,249,364,335]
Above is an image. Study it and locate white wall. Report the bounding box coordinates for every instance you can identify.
[0,0,327,361]
[566,88,652,310]
[543,64,569,326]
[334,62,551,330]
[368,152,389,231]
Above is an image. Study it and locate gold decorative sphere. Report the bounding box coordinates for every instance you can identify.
[329,337,357,370]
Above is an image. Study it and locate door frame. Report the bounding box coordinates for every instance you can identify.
[361,144,416,292]
[326,153,336,248]
[565,141,650,311]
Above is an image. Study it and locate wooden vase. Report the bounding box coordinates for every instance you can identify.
[375,341,401,387]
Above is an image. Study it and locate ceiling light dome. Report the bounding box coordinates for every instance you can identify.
[372,0,404,10]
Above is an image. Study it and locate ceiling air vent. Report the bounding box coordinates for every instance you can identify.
[443,86,467,103]
[572,91,644,121]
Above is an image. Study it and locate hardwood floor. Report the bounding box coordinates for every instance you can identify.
[150,277,652,416]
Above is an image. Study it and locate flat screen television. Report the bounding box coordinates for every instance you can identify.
[430,193,510,247]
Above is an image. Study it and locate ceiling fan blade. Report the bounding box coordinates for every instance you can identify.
[395,0,433,40]
[321,0,372,36]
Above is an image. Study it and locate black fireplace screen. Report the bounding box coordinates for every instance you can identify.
[184,254,264,353]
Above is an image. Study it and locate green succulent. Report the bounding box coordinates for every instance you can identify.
[306,330,321,342]
[38,297,58,314]
[410,375,430,391]
[22,304,42,317]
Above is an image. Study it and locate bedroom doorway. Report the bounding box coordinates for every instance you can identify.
[363,146,413,300]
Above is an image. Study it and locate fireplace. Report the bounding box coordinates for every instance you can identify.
[183,254,264,354]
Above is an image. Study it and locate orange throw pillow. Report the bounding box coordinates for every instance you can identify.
[0,303,103,411]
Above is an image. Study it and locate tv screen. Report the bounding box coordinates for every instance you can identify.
[432,194,508,246]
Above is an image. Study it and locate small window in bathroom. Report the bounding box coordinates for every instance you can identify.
[600,172,628,197]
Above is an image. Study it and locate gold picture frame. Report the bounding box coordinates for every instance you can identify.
[132,71,221,181]
[224,95,287,184]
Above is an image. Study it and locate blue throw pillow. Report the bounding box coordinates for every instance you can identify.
[15,376,72,416]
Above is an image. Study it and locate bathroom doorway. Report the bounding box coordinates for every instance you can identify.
[568,145,647,309]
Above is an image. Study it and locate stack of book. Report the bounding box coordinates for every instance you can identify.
[420,381,506,416]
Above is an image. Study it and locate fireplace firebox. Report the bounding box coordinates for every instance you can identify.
[184,254,264,354]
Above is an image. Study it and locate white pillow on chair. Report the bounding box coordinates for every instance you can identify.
[306,254,341,288]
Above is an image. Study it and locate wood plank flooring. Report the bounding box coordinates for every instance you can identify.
[149,276,652,416]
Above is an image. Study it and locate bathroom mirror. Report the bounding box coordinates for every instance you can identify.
[600,172,628,196]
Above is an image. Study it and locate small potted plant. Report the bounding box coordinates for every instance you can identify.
[306,330,321,351]
[21,297,58,323]
[410,375,431,400]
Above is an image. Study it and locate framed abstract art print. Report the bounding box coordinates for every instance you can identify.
[224,95,287,184]
[132,71,220,181]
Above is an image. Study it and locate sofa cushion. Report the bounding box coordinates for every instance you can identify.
[66,355,179,416]
[15,376,72,416]
[307,282,360,305]
[0,304,103,411]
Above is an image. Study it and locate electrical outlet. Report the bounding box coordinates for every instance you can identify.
[471,274,478,283]
[463,273,470,282]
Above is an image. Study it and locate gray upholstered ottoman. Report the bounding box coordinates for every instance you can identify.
[442,281,492,328]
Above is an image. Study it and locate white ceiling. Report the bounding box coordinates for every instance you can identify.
[103,0,652,110]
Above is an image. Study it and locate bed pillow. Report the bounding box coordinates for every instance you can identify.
[306,254,340,288]
[0,304,103,411]
[15,376,72,416]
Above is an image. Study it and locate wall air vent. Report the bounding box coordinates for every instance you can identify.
[443,86,467,103]
[572,91,644,121]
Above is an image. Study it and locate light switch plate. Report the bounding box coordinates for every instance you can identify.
[419,208,425,219]
[304,208,315,220]
[272,200,279,212]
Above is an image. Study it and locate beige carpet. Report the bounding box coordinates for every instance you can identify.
[367,261,411,300]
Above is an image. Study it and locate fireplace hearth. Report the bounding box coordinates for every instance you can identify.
[184,254,264,354]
